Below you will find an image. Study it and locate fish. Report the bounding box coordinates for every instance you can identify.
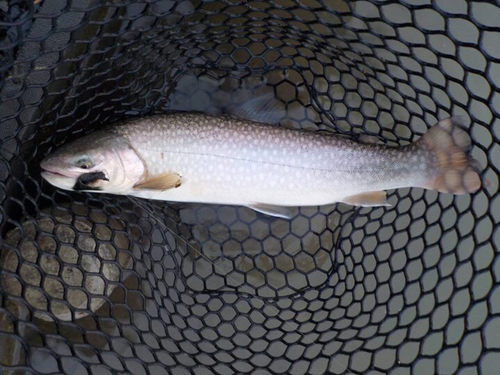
[40,113,483,219]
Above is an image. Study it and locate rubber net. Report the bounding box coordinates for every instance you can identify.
[0,0,499,374]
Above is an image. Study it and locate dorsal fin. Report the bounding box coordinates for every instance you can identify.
[228,92,285,124]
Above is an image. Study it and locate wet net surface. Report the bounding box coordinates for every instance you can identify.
[0,0,499,374]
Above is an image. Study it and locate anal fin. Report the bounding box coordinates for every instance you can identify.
[358,134,381,145]
[247,204,295,219]
[134,172,182,191]
[341,191,390,207]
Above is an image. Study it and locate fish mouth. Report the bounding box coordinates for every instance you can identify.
[40,160,80,179]
[41,169,79,192]
[40,163,80,191]
[41,165,73,179]
[41,170,68,178]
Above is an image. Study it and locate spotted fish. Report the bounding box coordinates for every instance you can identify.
[41,113,482,218]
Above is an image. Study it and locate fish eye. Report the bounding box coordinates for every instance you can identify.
[76,158,93,170]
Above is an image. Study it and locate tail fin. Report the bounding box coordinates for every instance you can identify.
[418,117,481,195]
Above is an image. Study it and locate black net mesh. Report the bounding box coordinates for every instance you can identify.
[1,0,499,374]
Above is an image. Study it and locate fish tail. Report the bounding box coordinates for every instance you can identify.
[417,117,482,195]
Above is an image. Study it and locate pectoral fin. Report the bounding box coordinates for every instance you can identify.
[341,191,390,207]
[134,172,182,191]
[247,204,295,219]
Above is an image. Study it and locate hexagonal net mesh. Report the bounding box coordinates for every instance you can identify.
[0,0,499,374]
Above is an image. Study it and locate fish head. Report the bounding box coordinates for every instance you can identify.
[41,131,145,194]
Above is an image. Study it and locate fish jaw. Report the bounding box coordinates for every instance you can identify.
[41,171,79,191]
[41,157,84,178]
[40,158,86,191]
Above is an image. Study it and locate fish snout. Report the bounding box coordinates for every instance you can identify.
[40,155,81,179]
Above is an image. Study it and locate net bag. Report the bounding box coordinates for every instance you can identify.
[0,0,498,374]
